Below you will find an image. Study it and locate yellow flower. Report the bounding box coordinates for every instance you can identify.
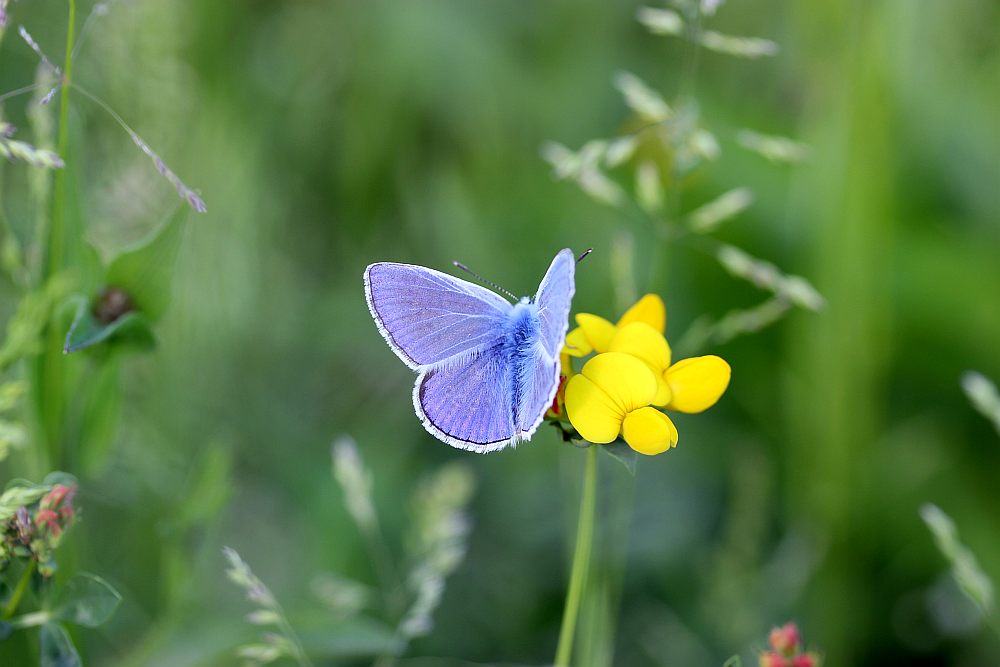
[564,352,678,455]
[559,293,731,456]
[608,322,731,413]
[574,294,665,355]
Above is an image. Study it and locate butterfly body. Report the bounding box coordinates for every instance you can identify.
[364,250,575,453]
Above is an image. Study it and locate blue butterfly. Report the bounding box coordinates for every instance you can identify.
[364,249,576,453]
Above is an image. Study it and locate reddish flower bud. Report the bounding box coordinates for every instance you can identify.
[35,508,62,537]
[759,651,790,667]
[792,653,820,667]
[41,484,76,510]
[768,622,801,655]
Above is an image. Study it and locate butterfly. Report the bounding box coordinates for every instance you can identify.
[363,249,576,453]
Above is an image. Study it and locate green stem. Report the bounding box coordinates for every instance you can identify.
[554,445,598,667]
[1,561,37,620]
[278,613,313,667]
[37,0,76,468]
[48,0,75,278]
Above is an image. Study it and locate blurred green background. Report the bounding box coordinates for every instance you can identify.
[2,0,999,665]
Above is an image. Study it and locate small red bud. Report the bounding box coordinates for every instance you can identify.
[768,622,801,655]
[549,376,567,416]
[35,508,62,537]
[759,652,790,667]
[792,653,820,667]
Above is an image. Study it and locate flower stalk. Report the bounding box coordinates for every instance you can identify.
[1,561,36,620]
[554,445,597,666]
[35,0,76,471]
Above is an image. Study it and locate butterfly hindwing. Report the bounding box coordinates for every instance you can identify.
[414,345,516,452]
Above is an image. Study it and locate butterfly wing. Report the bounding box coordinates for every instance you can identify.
[533,249,576,360]
[364,262,513,369]
[369,251,576,453]
[413,343,517,452]
[513,249,576,436]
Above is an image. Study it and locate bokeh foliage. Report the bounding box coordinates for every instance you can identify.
[1,0,999,665]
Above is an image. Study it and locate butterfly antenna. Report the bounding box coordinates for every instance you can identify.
[453,261,518,301]
[577,248,594,263]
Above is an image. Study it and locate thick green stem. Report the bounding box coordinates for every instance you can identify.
[554,445,598,667]
[37,0,76,468]
[48,0,75,278]
[1,561,37,620]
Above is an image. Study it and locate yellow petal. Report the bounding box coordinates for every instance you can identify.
[608,322,673,406]
[622,407,678,455]
[664,355,731,413]
[579,352,657,414]
[575,314,617,353]
[565,374,624,444]
[608,322,672,372]
[652,376,673,407]
[562,327,593,358]
[617,294,666,334]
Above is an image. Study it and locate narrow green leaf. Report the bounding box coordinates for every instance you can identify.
[961,371,1000,437]
[920,504,995,614]
[63,295,155,354]
[614,71,671,122]
[600,440,638,475]
[53,573,123,628]
[635,7,684,37]
[105,206,187,321]
[699,31,779,58]
[40,623,81,667]
[635,161,663,213]
[716,245,824,311]
[736,129,809,164]
[687,188,753,233]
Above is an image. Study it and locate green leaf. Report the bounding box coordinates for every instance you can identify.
[40,623,81,667]
[53,573,122,628]
[41,471,77,489]
[723,656,744,667]
[63,295,155,354]
[0,480,51,522]
[105,206,187,321]
[600,440,639,475]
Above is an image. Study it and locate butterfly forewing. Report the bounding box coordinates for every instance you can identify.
[534,249,576,360]
[364,262,512,368]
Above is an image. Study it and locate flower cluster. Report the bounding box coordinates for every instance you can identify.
[1,483,77,577]
[759,622,821,667]
[556,294,730,455]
